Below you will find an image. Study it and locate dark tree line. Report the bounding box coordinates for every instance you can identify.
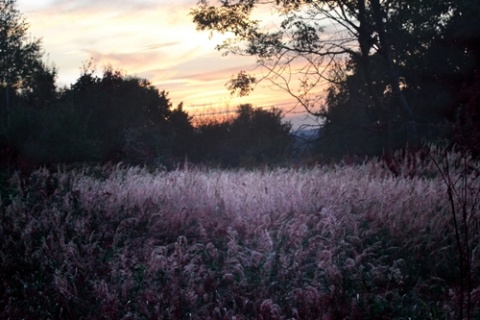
[192,104,292,167]
[6,0,478,170]
[0,0,293,170]
[1,65,292,169]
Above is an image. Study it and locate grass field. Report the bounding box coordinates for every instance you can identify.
[1,149,479,319]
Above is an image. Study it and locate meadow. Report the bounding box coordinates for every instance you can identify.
[1,148,479,319]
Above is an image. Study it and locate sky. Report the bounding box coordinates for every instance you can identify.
[17,0,320,128]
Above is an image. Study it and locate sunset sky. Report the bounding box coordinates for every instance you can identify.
[17,0,319,128]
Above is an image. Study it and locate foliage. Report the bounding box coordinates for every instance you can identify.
[316,58,387,160]
[168,103,195,159]
[314,0,480,160]
[0,0,294,170]
[191,0,353,115]
[442,0,480,156]
[1,63,293,169]
[193,104,292,167]
[12,102,100,164]
[61,66,175,165]
[0,149,479,319]
[230,104,292,165]
[0,0,43,89]
[0,64,197,168]
[0,0,47,133]
[19,60,57,109]
[191,0,480,159]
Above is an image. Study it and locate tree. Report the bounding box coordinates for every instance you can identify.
[60,66,176,164]
[60,65,199,166]
[0,0,42,126]
[169,103,195,158]
[191,0,456,155]
[230,104,292,165]
[440,0,480,156]
[317,57,385,159]
[190,117,232,165]
[193,104,292,167]
[20,60,57,108]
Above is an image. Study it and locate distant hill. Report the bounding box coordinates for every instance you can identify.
[292,128,320,154]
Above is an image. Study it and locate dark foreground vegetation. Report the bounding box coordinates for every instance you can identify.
[1,148,479,319]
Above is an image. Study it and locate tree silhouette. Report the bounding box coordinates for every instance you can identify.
[59,66,176,164]
[230,104,292,165]
[0,0,43,126]
[169,103,195,159]
[21,60,57,109]
[440,0,480,156]
[193,104,292,167]
[191,0,463,156]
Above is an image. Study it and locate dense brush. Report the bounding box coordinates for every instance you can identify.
[1,149,479,319]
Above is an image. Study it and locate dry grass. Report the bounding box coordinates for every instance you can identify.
[1,149,479,319]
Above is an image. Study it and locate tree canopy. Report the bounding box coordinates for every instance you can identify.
[0,0,43,88]
[0,0,50,129]
[192,104,292,167]
[192,0,480,158]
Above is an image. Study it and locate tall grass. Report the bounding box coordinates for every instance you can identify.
[1,149,479,319]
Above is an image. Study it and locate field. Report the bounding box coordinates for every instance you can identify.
[1,149,479,319]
